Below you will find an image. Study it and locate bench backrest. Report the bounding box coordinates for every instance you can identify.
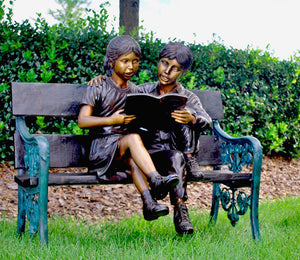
[12,82,224,168]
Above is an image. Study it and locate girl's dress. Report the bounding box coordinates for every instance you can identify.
[81,77,139,179]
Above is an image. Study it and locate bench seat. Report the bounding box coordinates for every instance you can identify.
[15,171,252,187]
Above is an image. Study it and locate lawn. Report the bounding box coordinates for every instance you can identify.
[0,196,299,259]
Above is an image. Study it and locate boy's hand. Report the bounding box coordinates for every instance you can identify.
[171,108,195,124]
[88,75,106,87]
[111,109,136,125]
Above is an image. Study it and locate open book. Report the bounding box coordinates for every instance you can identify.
[125,93,187,129]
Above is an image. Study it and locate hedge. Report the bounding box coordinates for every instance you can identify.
[0,3,299,162]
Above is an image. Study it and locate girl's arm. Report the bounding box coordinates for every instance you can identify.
[78,105,136,129]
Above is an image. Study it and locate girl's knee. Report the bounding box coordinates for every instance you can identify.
[127,133,142,143]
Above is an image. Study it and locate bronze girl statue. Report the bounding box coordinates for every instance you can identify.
[78,35,179,221]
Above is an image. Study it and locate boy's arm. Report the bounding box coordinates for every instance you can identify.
[171,108,195,124]
[88,75,105,87]
[185,91,212,128]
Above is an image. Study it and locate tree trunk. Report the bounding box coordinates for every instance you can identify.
[119,0,139,37]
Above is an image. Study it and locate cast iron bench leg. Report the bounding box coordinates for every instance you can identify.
[210,165,222,224]
[250,148,262,241]
[37,136,50,245]
[250,180,261,241]
[210,182,221,223]
[17,168,26,236]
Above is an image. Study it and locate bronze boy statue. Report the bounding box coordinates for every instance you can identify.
[139,43,212,179]
[78,35,180,221]
[136,43,212,234]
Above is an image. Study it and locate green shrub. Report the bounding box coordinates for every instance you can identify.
[0,3,299,162]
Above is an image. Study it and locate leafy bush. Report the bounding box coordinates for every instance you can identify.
[0,2,299,162]
[188,42,300,157]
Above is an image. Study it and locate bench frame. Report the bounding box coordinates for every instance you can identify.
[12,82,263,244]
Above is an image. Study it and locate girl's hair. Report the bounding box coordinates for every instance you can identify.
[104,35,141,76]
[159,42,193,72]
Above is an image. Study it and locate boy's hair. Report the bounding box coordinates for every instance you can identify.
[159,42,193,72]
[104,35,141,76]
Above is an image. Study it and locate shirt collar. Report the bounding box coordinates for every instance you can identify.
[154,81,185,95]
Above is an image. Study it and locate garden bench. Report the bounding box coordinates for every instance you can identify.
[12,82,263,244]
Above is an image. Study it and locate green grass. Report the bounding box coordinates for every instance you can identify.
[1,196,299,260]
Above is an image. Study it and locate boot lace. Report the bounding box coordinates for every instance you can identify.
[187,156,198,170]
[177,203,190,223]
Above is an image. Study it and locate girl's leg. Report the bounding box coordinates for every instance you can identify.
[118,133,179,197]
[129,157,149,194]
[128,158,169,221]
[118,133,156,175]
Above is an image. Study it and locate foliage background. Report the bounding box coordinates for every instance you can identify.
[0,1,299,162]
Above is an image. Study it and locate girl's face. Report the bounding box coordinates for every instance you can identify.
[111,52,140,82]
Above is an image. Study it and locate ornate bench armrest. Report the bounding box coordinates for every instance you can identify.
[212,120,263,182]
[15,117,50,180]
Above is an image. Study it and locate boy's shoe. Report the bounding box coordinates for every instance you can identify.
[174,200,194,234]
[185,156,203,180]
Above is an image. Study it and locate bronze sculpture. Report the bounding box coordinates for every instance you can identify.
[78,35,179,221]
[88,41,212,234]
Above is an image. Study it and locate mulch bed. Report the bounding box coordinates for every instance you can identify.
[0,156,299,222]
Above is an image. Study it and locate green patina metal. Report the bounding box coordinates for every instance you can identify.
[218,141,252,226]
[211,120,262,240]
[220,187,250,226]
[220,142,253,174]
[16,117,50,244]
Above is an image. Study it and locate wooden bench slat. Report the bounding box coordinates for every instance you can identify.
[12,82,87,117]
[196,135,222,165]
[15,170,251,187]
[192,89,224,120]
[11,83,224,120]
[14,134,91,169]
[14,172,133,187]
[14,134,222,168]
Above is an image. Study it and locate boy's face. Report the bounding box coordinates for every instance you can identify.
[111,52,140,82]
[157,58,183,88]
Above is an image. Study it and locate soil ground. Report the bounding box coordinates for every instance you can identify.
[0,156,299,222]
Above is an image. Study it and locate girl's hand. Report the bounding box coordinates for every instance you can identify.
[111,109,136,125]
[171,108,195,124]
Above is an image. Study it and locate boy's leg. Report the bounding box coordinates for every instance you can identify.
[150,150,194,234]
[171,124,203,179]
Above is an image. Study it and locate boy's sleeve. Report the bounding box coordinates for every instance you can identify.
[137,82,157,94]
[186,92,212,129]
